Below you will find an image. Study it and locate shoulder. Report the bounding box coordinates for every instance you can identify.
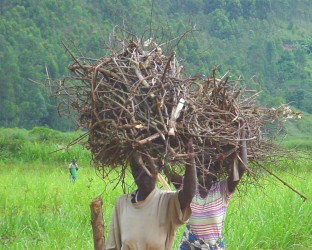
[211,180,226,192]
[114,194,131,210]
[158,189,178,198]
[116,194,130,203]
[219,179,231,192]
[150,189,179,205]
[158,189,181,207]
[218,180,233,201]
[219,179,227,186]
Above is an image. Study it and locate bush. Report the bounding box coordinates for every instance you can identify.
[0,127,90,164]
[29,126,63,142]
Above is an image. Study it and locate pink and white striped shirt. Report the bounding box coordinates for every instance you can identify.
[188,180,232,245]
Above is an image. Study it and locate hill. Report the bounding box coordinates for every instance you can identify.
[0,0,311,137]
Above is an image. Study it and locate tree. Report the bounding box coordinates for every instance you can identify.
[255,0,271,19]
[203,0,226,14]
[225,0,243,19]
[276,52,298,84]
[208,9,232,39]
[0,43,20,127]
[241,0,256,18]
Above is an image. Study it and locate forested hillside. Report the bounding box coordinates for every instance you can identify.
[1,0,311,132]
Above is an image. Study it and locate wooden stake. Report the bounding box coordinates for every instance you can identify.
[158,173,171,190]
[90,196,106,250]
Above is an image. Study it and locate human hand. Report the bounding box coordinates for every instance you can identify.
[186,138,195,166]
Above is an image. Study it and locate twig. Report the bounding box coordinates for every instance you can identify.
[256,162,307,201]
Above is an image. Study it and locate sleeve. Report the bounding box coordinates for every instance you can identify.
[220,180,232,204]
[106,198,122,250]
[168,191,192,226]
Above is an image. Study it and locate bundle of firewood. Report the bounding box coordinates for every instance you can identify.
[53,38,301,180]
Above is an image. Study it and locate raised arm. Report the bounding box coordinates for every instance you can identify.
[227,119,247,193]
[178,138,197,211]
[164,165,183,190]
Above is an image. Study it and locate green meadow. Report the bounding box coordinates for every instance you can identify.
[0,127,311,249]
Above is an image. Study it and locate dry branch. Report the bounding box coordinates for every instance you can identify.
[51,33,303,191]
[90,196,106,250]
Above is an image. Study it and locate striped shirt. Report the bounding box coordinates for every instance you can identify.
[188,180,232,245]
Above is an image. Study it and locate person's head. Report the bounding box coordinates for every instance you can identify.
[197,160,219,189]
[129,153,162,190]
[72,159,76,164]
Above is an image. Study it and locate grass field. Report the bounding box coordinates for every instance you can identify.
[0,161,311,250]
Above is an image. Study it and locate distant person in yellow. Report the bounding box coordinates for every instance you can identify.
[106,139,197,250]
[68,159,79,182]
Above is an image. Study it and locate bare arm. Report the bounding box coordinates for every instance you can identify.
[227,119,247,193]
[178,138,197,210]
[163,165,183,190]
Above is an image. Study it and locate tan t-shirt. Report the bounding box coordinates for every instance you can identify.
[106,188,191,250]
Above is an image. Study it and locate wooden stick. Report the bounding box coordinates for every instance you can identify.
[158,173,171,190]
[136,133,160,145]
[136,153,152,177]
[256,163,307,201]
[90,196,106,250]
[161,52,175,82]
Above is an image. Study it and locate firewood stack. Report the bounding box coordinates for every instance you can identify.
[54,37,300,181]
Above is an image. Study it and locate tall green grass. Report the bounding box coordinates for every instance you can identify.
[225,167,311,249]
[1,161,311,249]
[0,163,120,249]
[0,127,311,249]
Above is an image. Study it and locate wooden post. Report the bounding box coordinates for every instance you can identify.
[90,196,106,250]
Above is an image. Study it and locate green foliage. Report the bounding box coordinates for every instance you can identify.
[29,126,63,142]
[1,160,311,249]
[225,166,311,249]
[280,111,312,150]
[0,163,113,249]
[0,127,90,164]
[281,138,312,150]
[0,0,311,133]
[208,9,233,39]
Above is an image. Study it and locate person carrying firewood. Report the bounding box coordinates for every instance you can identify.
[165,119,247,250]
[106,138,197,250]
